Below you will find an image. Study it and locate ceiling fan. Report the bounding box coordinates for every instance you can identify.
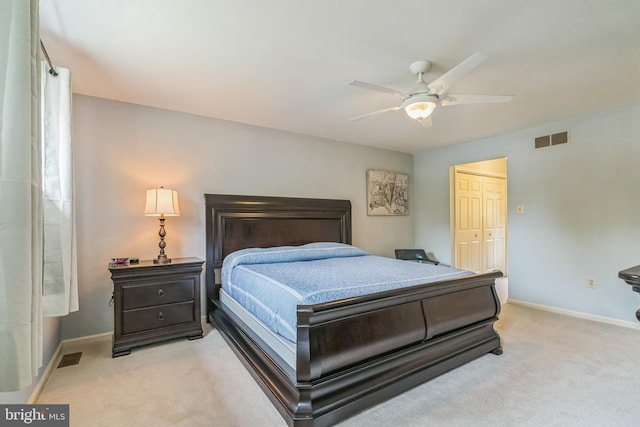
[349,52,513,127]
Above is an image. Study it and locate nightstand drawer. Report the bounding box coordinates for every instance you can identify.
[122,279,195,309]
[122,301,195,334]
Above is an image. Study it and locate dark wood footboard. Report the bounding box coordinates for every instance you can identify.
[211,270,502,427]
[297,270,502,382]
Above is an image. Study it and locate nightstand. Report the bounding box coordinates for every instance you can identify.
[108,257,204,357]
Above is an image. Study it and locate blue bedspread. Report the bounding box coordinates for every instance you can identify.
[221,242,472,342]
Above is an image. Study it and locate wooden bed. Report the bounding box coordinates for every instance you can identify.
[205,193,503,427]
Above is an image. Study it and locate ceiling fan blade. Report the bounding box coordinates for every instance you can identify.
[349,80,407,98]
[427,52,488,96]
[349,105,402,121]
[419,116,432,128]
[440,94,513,106]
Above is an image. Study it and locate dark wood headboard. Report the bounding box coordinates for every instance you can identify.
[204,194,352,302]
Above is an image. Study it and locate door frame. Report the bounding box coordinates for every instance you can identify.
[449,158,508,275]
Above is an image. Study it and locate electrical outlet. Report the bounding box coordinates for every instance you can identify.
[587,278,597,289]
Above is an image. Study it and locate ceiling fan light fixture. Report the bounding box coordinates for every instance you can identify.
[403,94,438,120]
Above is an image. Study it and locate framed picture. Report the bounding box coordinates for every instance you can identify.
[366,169,409,216]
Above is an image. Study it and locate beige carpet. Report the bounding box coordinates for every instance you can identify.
[37,303,640,426]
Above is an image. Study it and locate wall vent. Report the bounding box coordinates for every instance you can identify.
[58,352,82,368]
[535,131,568,149]
[534,135,551,149]
[551,131,568,145]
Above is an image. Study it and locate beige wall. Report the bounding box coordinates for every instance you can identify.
[62,95,414,339]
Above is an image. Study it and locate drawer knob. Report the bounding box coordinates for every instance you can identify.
[157,312,165,321]
[158,289,165,297]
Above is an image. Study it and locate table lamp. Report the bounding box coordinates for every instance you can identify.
[144,187,180,264]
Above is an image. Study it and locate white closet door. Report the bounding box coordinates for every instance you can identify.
[483,176,506,273]
[455,173,483,273]
[454,172,507,274]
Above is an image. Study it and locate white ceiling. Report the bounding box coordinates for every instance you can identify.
[40,0,640,153]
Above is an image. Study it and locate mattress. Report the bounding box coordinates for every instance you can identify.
[220,289,297,370]
[221,242,472,342]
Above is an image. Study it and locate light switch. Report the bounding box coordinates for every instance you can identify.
[516,204,525,214]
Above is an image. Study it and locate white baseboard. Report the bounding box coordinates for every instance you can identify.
[61,331,112,346]
[28,341,64,404]
[508,299,640,330]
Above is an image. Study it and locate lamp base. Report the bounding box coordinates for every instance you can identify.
[153,216,172,264]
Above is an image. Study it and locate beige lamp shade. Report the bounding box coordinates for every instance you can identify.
[144,188,180,216]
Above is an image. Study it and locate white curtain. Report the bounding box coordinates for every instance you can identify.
[0,0,43,392]
[41,61,78,317]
